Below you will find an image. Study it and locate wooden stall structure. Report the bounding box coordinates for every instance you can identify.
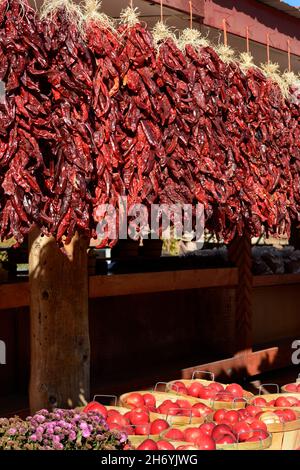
[1,231,300,416]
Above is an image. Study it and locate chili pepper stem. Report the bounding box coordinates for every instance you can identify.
[119,6,140,27]
[261,62,290,98]
[41,0,84,32]
[83,0,116,32]
[152,21,177,51]
[178,28,209,51]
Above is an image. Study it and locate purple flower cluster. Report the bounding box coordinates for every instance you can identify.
[0,409,128,450]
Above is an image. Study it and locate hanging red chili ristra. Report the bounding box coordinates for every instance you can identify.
[0,0,49,244]
[38,4,94,244]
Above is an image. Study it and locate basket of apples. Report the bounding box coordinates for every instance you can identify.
[83,399,178,437]
[167,372,253,410]
[250,393,300,412]
[281,376,300,393]
[160,411,272,450]
[119,391,213,425]
[212,405,300,450]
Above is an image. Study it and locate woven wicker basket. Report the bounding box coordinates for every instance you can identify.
[167,379,253,410]
[160,425,272,450]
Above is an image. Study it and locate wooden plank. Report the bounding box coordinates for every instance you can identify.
[0,282,29,310]
[89,268,239,298]
[253,274,300,287]
[0,268,238,309]
[3,271,300,307]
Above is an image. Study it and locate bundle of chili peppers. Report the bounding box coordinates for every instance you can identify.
[0,0,299,247]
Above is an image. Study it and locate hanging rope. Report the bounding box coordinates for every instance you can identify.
[266,32,270,64]
[189,0,193,29]
[246,26,250,54]
[130,0,133,8]
[222,18,227,47]
[160,0,163,22]
[287,39,291,72]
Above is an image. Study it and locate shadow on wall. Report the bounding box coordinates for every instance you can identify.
[213,0,300,40]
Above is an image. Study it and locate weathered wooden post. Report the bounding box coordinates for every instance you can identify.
[29,228,90,413]
[228,234,253,354]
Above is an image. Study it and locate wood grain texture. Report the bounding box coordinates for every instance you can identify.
[29,229,90,413]
[89,268,238,298]
[228,235,253,354]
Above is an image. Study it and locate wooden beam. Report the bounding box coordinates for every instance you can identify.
[89,268,238,298]
[253,274,300,287]
[0,268,238,310]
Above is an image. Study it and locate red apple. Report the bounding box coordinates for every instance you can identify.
[225,410,240,424]
[199,422,215,436]
[234,422,253,442]
[192,403,213,417]
[158,400,179,416]
[176,399,192,409]
[274,409,287,423]
[164,428,185,441]
[129,408,149,425]
[135,423,151,435]
[143,393,156,408]
[219,419,236,427]
[137,439,158,450]
[198,388,217,400]
[284,384,298,393]
[126,393,145,409]
[107,413,129,428]
[237,409,249,420]
[124,411,132,420]
[212,424,234,441]
[207,382,224,392]
[275,397,292,408]
[188,382,204,398]
[225,383,245,398]
[195,435,216,450]
[251,397,267,407]
[246,418,267,432]
[190,408,201,418]
[171,381,188,394]
[213,409,227,423]
[285,397,300,406]
[83,402,108,418]
[156,440,175,450]
[150,419,169,435]
[281,409,297,422]
[184,427,204,444]
[245,405,261,417]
